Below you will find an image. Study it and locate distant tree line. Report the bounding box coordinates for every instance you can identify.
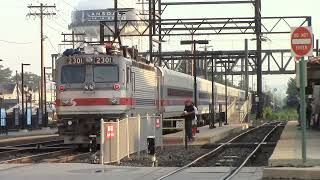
[0,65,40,91]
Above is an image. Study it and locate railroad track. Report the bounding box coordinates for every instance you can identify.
[0,138,90,164]
[156,121,283,180]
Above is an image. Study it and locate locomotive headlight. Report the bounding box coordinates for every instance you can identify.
[84,84,89,90]
[62,99,73,106]
[67,120,73,126]
[84,83,95,91]
[111,97,119,105]
[89,83,95,91]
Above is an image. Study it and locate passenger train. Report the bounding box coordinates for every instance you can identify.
[55,45,247,145]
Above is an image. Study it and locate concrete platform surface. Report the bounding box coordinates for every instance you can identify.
[263,166,320,180]
[0,163,263,180]
[163,123,247,145]
[0,128,58,143]
[268,121,320,167]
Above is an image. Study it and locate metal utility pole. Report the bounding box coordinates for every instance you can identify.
[254,0,263,119]
[112,0,122,45]
[193,43,197,107]
[21,63,30,129]
[72,30,75,49]
[245,39,249,99]
[317,39,319,56]
[224,61,228,125]
[210,57,216,129]
[61,32,85,47]
[148,0,153,63]
[27,3,56,121]
[16,70,19,104]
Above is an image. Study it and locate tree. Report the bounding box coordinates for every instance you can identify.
[286,77,298,107]
[0,65,13,83]
[13,72,40,91]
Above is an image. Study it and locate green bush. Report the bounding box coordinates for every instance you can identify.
[262,107,298,121]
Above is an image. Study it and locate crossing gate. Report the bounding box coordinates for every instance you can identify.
[100,114,163,164]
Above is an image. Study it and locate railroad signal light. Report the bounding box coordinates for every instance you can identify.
[113,83,120,91]
[147,136,155,155]
[156,118,161,128]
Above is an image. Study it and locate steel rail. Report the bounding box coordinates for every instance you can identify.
[44,152,92,163]
[220,123,281,180]
[0,149,73,164]
[2,139,64,149]
[155,122,276,180]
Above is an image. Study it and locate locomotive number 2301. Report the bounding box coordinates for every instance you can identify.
[68,57,113,64]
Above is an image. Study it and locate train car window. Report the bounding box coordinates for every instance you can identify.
[167,88,193,97]
[93,65,119,83]
[199,92,209,99]
[61,65,86,84]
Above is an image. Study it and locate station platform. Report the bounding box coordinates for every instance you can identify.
[263,121,320,179]
[163,123,248,145]
[268,121,320,167]
[0,128,58,144]
[0,163,263,180]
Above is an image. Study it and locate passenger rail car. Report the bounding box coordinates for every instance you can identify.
[55,46,247,145]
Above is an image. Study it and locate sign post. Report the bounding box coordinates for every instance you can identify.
[291,26,313,163]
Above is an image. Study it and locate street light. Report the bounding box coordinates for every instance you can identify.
[181,39,209,150]
[21,63,31,129]
[199,46,215,129]
[180,40,209,108]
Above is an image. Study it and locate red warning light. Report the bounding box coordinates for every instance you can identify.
[59,85,65,91]
[113,83,120,91]
[156,118,161,128]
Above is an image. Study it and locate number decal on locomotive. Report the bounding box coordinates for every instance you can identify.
[67,57,113,64]
[68,57,84,64]
[95,57,113,64]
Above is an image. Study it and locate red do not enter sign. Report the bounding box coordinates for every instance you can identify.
[291,27,313,58]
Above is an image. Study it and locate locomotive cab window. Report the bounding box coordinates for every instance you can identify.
[61,65,86,84]
[93,65,119,83]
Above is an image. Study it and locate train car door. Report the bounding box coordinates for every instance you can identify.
[126,65,134,113]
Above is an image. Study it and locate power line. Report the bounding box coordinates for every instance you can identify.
[50,17,68,30]
[45,22,63,33]
[0,39,33,45]
[56,11,70,24]
[46,37,59,54]
[60,0,78,10]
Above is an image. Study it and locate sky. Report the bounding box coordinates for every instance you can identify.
[0,0,319,98]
